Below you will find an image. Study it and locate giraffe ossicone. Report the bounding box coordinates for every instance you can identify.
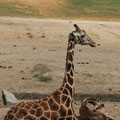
[4,24,96,120]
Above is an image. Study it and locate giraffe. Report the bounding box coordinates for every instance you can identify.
[79,97,114,120]
[4,24,96,120]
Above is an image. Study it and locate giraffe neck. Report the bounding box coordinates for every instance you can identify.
[62,37,75,99]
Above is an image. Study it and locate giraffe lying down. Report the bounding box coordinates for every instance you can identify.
[79,98,114,120]
[4,24,96,120]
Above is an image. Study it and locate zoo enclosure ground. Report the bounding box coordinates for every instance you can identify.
[0,17,120,119]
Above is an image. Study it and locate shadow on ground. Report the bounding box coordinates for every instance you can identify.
[14,93,120,102]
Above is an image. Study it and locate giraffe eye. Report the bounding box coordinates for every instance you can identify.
[81,34,85,38]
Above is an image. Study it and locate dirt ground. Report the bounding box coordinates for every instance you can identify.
[0,17,120,119]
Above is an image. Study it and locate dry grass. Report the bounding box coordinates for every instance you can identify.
[0,0,66,17]
[0,0,120,20]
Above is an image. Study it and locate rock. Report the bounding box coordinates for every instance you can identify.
[79,49,82,52]
[20,71,24,73]
[8,66,12,69]
[2,90,20,106]
[41,35,45,38]
[27,32,33,39]
[0,65,3,68]
[108,88,112,91]
[13,45,17,47]
[97,44,101,46]
[33,47,36,50]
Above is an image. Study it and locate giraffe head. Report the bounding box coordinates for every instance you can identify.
[69,24,96,47]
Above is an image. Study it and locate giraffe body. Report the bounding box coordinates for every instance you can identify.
[4,24,96,120]
[4,92,75,120]
[4,32,76,120]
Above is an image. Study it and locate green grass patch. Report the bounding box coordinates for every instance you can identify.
[33,74,52,82]
[39,76,52,82]
[32,64,51,74]
[32,64,52,82]
[33,74,39,78]
[0,0,120,20]
[60,0,120,19]
[0,1,43,17]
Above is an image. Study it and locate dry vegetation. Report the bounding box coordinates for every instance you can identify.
[0,0,120,20]
[0,0,66,17]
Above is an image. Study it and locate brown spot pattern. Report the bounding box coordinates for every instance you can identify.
[61,95,67,104]
[53,95,60,104]
[44,112,50,118]
[40,116,48,120]
[36,108,43,117]
[67,74,73,86]
[65,97,71,108]
[29,109,36,115]
[50,102,59,111]
[24,115,36,120]
[14,107,19,114]
[40,102,49,111]
[48,98,54,105]
[32,104,39,109]
[65,84,72,97]
[51,112,59,120]
[16,109,27,119]
[59,105,67,116]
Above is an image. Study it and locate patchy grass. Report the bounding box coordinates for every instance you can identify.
[63,0,120,20]
[0,0,65,18]
[33,74,52,82]
[0,0,43,17]
[54,0,120,20]
[32,64,52,82]
[39,76,52,82]
[32,64,51,74]
[0,0,120,20]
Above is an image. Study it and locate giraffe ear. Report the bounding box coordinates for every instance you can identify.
[73,24,82,32]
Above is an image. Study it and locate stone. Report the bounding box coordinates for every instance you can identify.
[2,90,20,106]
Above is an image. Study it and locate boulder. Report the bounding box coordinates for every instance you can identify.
[2,90,20,106]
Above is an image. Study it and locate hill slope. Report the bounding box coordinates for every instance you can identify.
[0,0,120,20]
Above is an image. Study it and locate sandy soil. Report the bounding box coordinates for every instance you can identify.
[0,17,120,119]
